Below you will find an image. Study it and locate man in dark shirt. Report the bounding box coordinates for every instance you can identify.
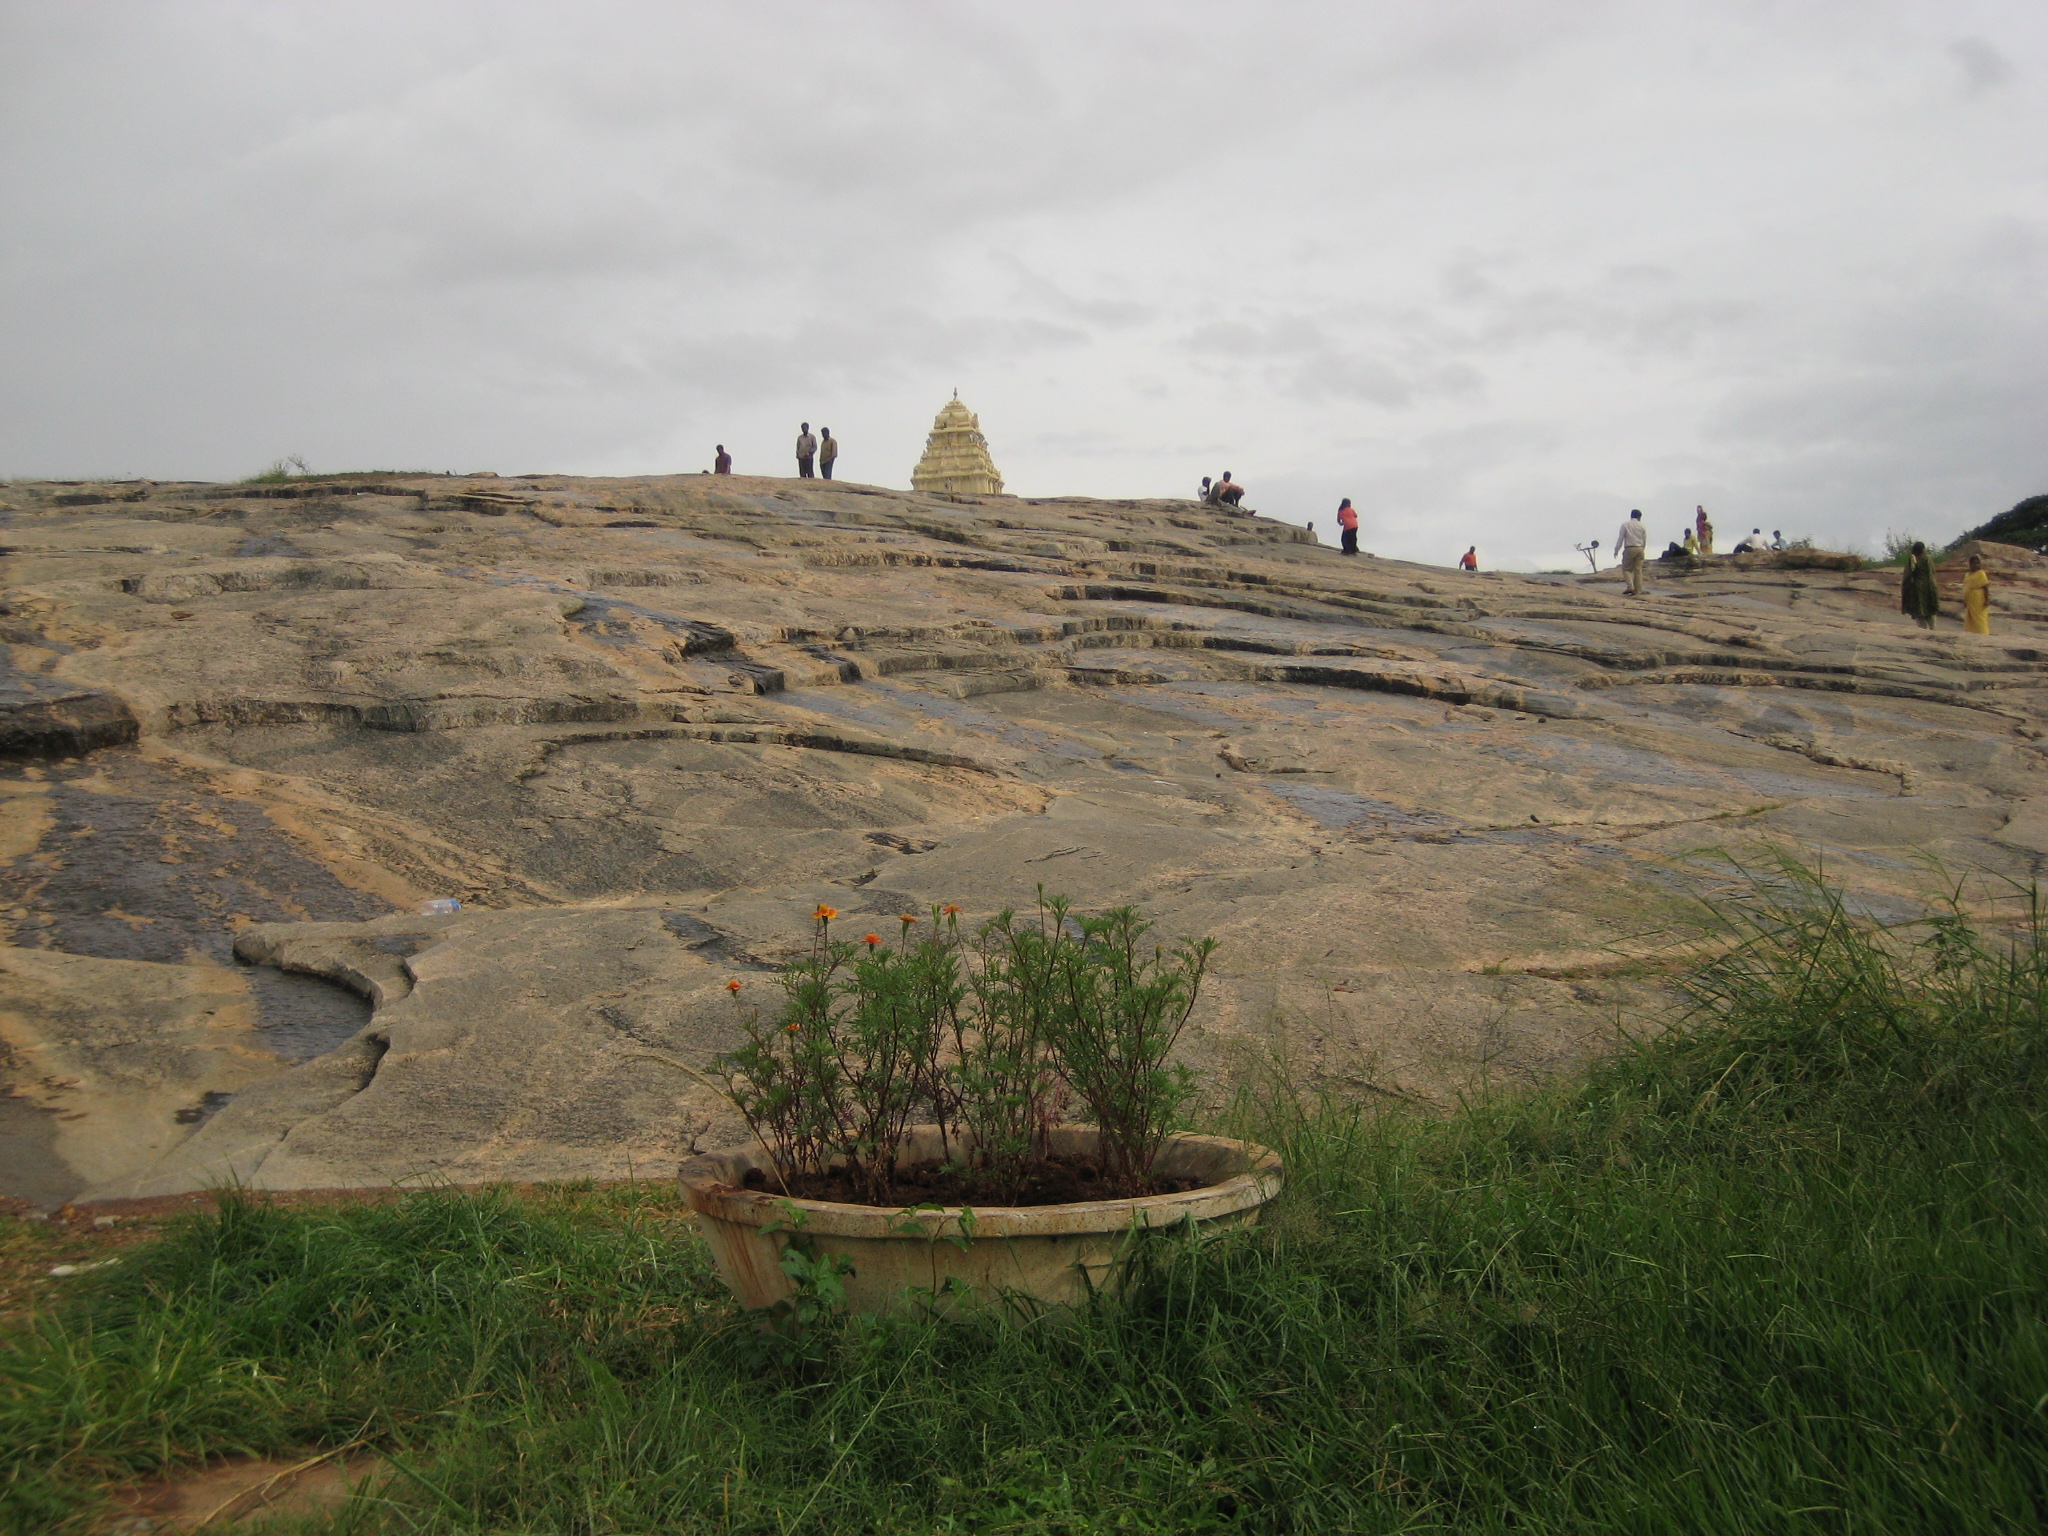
[714,445,732,474]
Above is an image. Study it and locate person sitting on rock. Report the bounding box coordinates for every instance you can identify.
[1198,476,1213,503]
[1681,527,1699,556]
[1215,472,1245,509]
[1733,528,1766,554]
[1771,530,1787,551]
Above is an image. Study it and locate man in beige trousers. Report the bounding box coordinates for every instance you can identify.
[1616,509,1648,596]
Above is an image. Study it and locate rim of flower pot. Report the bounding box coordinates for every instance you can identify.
[679,1126,1283,1240]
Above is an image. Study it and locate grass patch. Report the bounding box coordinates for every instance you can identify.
[240,461,452,485]
[5,864,2048,1532]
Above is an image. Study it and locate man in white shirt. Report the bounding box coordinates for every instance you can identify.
[1616,509,1648,596]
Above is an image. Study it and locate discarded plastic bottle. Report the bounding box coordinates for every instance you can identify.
[417,897,462,916]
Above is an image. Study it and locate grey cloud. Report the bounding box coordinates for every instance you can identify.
[995,258,1153,331]
[1180,315,1486,409]
[1441,260,1753,356]
[1951,36,2016,95]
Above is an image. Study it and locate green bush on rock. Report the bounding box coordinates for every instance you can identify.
[714,894,1215,1203]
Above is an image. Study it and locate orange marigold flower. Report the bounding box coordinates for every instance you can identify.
[726,979,743,993]
[785,1022,800,1033]
[862,933,881,947]
[943,904,962,916]
[813,904,838,922]
[900,913,918,924]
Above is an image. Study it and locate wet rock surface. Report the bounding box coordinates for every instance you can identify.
[5,473,2048,1202]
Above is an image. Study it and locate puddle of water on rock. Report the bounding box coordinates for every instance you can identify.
[243,965,374,1061]
[0,1094,77,1206]
[1,754,390,968]
[173,1088,236,1125]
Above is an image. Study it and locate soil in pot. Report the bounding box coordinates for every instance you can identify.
[738,1151,1207,1207]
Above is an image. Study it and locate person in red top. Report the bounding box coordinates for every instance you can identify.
[1459,545,1478,572]
[1336,498,1360,556]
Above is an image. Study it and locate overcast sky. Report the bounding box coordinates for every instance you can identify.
[3,2,2043,568]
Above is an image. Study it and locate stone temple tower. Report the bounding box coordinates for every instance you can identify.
[910,394,1003,496]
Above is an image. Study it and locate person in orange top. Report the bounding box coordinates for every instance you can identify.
[1459,546,1478,572]
[1336,498,1360,556]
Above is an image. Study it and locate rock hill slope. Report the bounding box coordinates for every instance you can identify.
[7,472,2048,1204]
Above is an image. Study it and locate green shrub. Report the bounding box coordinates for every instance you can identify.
[716,895,1215,1201]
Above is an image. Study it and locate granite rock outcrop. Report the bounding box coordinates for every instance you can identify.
[5,471,2047,1203]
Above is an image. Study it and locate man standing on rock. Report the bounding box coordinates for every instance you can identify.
[796,423,817,478]
[819,428,838,480]
[714,445,732,475]
[1616,509,1648,596]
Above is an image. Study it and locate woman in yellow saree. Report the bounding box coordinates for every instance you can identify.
[1964,553,1992,635]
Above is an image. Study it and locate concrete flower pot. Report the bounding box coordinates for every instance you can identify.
[678,1126,1283,1315]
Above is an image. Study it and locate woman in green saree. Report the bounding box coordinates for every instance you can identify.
[1901,543,1940,629]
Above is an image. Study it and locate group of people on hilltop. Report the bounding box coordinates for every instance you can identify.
[1663,505,1788,560]
[1618,505,1807,594]
[707,424,841,479]
[1197,472,1247,510]
[1619,509,1995,633]
[1900,542,1995,634]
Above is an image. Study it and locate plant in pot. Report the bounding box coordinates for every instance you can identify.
[677,895,1283,1316]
